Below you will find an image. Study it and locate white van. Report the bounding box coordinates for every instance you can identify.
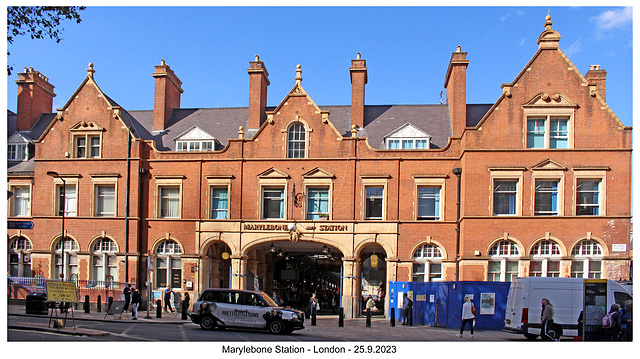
[503,277,632,340]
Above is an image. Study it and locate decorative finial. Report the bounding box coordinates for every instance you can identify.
[456,46,462,52]
[357,52,361,60]
[546,15,551,21]
[161,59,166,66]
[255,54,260,61]
[295,64,302,84]
[544,15,553,30]
[87,63,95,78]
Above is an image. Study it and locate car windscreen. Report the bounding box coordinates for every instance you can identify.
[258,291,278,307]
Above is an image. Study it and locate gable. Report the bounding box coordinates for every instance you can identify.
[257,167,290,179]
[174,126,216,141]
[531,159,567,171]
[8,132,31,144]
[302,167,336,179]
[385,122,432,139]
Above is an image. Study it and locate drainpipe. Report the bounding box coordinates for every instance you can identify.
[452,167,462,283]
[125,128,132,282]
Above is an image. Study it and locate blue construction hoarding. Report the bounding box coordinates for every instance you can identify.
[388,281,511,330]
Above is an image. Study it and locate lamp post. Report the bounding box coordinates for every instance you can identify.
[47,171,66,280]
[452,167,462,283]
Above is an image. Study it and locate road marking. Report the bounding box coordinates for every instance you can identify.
[121,323,136,336]
[232,331,251,341]
[179,325,188,341]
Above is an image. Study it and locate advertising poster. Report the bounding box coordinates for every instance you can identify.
[480,292,495,315]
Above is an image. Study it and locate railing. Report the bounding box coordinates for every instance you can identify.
[8,276,130,293]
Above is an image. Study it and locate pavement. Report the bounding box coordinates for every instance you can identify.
[7,304,520,341]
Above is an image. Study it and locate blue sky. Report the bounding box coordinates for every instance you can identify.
[4,6,634,126]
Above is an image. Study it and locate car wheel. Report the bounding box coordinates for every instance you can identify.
[200,315,216,330]
[268,319,285,334]
[523,333,539,340]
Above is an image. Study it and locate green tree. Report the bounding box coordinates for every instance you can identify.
[7,6,86,75]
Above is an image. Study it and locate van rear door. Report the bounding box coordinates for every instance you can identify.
[505,279,525,329]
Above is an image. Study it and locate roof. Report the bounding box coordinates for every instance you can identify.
[127,104,453,150]
[466,104,493,128]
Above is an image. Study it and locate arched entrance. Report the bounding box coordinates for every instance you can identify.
[358,241,387,316]
[202,241,232,289]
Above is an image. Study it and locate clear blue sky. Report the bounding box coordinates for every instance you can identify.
[4,6,634,126]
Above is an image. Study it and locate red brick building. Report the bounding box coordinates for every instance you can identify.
[7,16,631,318]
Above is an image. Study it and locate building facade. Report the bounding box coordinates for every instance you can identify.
[7,16,632,318]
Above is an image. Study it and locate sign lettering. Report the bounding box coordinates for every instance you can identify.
[45,281,78,303]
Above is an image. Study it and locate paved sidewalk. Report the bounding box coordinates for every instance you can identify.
[8,304,519,341]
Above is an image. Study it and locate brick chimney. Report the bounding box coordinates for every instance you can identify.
[15,67,55,131]
[153,59,183,131]
[350,52,367,129]
[247,55,270,130]
[444,46,469,138]
[585,65,607,102]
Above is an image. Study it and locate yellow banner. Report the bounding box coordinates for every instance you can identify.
[45,281,78,303]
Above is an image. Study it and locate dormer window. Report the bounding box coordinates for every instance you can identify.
[8,143,28,161]
[384,123,431,150]
[173,126,218,152]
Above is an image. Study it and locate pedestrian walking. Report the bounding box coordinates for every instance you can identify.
[310,293,319,317]
[181,292,190,319]
[131,287,141,320]
[620,300,632,341]
[457,296,476,338]
[123,283,131,311]
[540,298,556,341]
[164,286,174,313]
[402,293,412,325]
[604,303,622,341]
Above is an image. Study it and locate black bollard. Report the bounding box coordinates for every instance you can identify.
[390,307,395,327]
[366,308,371,327]
[97,295,101,313]
[311,307,317,326]
[84,295,90,313]
[156,299,162,318]
[108,297,113,312]
[338,307,344,327]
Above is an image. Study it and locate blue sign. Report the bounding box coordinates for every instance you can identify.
[7,221,34,229]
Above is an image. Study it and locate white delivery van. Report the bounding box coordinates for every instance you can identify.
[503,277,632,340]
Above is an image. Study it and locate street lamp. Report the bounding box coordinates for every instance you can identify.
[452,167,462,284]
[47,171,66,280]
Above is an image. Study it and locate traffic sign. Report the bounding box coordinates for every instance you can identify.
[7,221,34,229]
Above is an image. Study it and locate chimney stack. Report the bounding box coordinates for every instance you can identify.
[15,67,55,131]
[444,46,469,138]
[153,59,183,131]
[247,55,270,130]
[350,52,367,129]
[585,65,607,102]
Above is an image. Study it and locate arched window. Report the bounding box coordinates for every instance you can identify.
[287,123,306,158]
[9,237,32,277]
[53,237,79,280]
[571,240,604,278]
[529,240,562,277]
[412,243,444,282]
[488,240,521,282]
[155,239,182,289]
[92,237,118,282]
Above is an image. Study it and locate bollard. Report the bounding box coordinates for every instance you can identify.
[311,307,317,326]
[108,297,113,312]
[84,295,90,313]
[390,307,395,327]
[338,307,344,327]
[366,308,371,327]
[97,295,101,313]
[156,299,162,318]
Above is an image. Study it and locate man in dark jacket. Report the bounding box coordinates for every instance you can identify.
[131,287,142,320]
[123,284,131,311]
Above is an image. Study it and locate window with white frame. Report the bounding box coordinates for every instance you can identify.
[158,186,180,218]
[8,143,28,161]
[493,180,518,215]
[365,186,384,220]
[56,184,77,217]
[94,185,116,217]
[9,237,32,277]
[488,240,521,282]
[534,180,559,216]
[412,243,444,282]
[287,123,306,158]
[176,140,214,152]
[92,237,118,281]
[262,187,285,219]
[209,187,229,219]
[306,187,330,220]
[74,134,101,158]
[10,185,31,217]
[417,187,441,220]
[155,239,182,289]
[529,240,562,277]
[53,237,79,280]
[526,116,569,149]
[576,179,601,216]
[571,240,604,279]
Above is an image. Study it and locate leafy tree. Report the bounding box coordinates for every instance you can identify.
[7,6,86,75]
